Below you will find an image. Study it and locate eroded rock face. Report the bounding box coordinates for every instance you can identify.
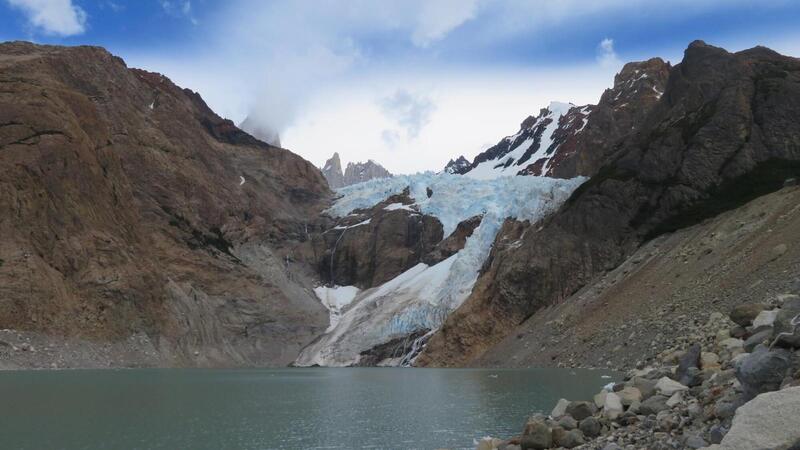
[313,191,444,289]
[0,42,331,367]
[417,41,800,367]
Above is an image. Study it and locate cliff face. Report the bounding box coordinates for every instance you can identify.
[0,42,332,367]
[321,152,392,188]
[417,41,800,367]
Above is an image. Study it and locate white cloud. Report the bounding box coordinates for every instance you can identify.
[160,0,197,25]
[597,37,621,68]
[411,0,482,47]
[380,89,436,140]
[6,0,87,36]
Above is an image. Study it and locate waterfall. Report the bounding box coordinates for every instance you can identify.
[399,329,437,367]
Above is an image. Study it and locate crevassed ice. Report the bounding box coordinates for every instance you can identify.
[297,172,585,367]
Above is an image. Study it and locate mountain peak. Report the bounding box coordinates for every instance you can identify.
[321,153,391,188]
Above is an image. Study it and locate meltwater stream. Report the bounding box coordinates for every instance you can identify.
[0,368,619,450]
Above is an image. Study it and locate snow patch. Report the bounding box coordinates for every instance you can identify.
[383,202,416,212]
[333,219,371,230]
[314,285,360,331]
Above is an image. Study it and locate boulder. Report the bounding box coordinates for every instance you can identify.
[655,377,689,396]
[617,386,642,406]
[550,398,569,418]
[565,401,596,421]
[729,325,747,338]
[632,377,657,399]
[729,303,767,327]
[682,366,704,387]
[751,309,779,329]
[557,415,577,430]
[666,391,683,408]
[719,386,800,450]
[700,352,721,370]
[639,395,669,415]
[603,392,624,420]
[520,420,552,450]
[579,416,601,438]
[743,328,773,353]
[552,428,584,449]
[735,348,792,399]
[594,390,608,408]
[774,298,800,348]
[719,338,744,351]
[676,343,701,385]
[684,434,707,449]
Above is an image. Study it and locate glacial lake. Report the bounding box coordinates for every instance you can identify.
[0,367,619,450]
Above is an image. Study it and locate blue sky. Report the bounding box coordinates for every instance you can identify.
[2,1,800,173]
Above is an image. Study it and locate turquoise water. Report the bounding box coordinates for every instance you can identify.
[0,367,618,450]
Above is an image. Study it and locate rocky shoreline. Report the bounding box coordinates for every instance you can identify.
[472,294,800,450]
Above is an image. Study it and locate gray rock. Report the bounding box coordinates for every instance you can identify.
[655,377,689,396]
[751,309,779,329]
[709,424,727,444]
[774,298,800,348]
[601,445,622,450]
[714,399,738,419]
[729,325,747,338]
[550,398,569,418]
[720,386,800,450]
[632,376,657,399]
[579,416,601,437]
[743,328,774,352]
[735,348,792,399]
[617,386,642,406]
[521,420,552,450]
[603,392,624,420]
[684,434,707,449]
[565,401,597,421]
[552,428,584,449]
[683,366,704,387]
[639,395,669,415]
[730,303,767,327]
[557,415,577,430]
[676,343,701,385]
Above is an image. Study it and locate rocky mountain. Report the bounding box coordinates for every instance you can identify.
[2,39,799,378]
[417,41,800,367]
[321,152,392,188]
[443,155,470,174]
[0,42,331,368]
[446,58,670,179]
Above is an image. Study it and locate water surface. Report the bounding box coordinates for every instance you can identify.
[0,367,618,449]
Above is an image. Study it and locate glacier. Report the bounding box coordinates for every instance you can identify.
[296,172,585,367]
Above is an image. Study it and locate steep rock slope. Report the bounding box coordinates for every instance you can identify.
[0,42,331,367]
[417,41,800,367]
[477,185,800,369]
[321,152,392,188]
[446,58,670,179]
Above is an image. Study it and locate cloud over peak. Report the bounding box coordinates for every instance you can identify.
[380,89,436,142]
[597,37,621,68]
[6,0,86,36]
